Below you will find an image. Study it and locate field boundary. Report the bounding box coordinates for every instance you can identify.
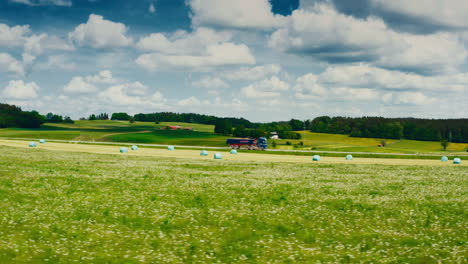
[1,137,467,159]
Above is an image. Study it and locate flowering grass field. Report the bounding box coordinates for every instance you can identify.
[0,145,466,263]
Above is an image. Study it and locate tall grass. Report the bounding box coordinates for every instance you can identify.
[0,146,466,263]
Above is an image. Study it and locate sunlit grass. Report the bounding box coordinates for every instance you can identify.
[0,145,466,263]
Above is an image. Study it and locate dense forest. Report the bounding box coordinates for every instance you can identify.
[134,112,253,128]
[309,116,468,143]
[0,103,44,128]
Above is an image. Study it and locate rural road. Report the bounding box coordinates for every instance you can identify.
[1,137,466,157]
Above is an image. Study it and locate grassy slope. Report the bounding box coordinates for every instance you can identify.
[0,120,466,154]
[0,146,466,263]
[107,130,229,147]
[273,131,468,154]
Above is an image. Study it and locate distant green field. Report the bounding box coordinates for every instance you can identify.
[273,131,468,154]
[0,145,466,263]
[0,120,466,154]
[52,120,215,133]
[107,130,229,147]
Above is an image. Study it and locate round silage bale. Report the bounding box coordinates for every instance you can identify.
[120,147,128,153]
[131,145,138,151]
[168,146,175,151]
[230,149,237,154]
[29,142,37,147]
[39,139,46,144]
[200,150,208,156]
[453,158,461,164]
[214,153,222,159]
[312,155,321,161]
[346,154,353,160]
[441,156,448,162]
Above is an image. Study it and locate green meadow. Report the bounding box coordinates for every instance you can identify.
[0,120,466,154]
[0,145,466,263]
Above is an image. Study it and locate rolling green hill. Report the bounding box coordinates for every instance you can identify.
[272,132,468,153]
[0,120,466,154]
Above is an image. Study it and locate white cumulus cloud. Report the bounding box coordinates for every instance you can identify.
[221,64,281,81]
[269,3,468,74]
[0,53,25,76]
[136,42,255,72]
[188,0,285,30]
[192,76,229,89]
[63,70,117,94]
[9,0,72,7]
[63,76,98,94]
[69,14,133,48]
[136,28,255,71]
[99,82,167,106]
[371,0,468,29]
[0,24,30,47]
[241,76,290,98]
[2,80,39,99]
[383,92,437,105]
[149,3,155,13]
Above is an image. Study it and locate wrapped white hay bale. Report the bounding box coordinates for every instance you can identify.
[29,142,37,147]
[441,156,448,162]
[120,147,128,153]
[230,149,237,154]
[312,155,321,161]
[39,139,46,144]
[200,150,208,156]
[214,153,222,159]
[346,154,353,160]
[168,146,175,151]
[453,158,461,164]
[131,145,138,151]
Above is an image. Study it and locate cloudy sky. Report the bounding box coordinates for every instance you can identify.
[0,0,467,121]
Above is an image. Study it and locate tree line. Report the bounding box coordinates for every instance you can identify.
[0,103,74,129]
[309,116,468,143]
[0,103,45,128]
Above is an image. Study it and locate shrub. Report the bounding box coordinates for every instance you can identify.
[440,139,449,151]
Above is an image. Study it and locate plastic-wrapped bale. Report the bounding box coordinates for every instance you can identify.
[230,149,237,154]
[168,146,175,151]
[453,158,461,164]
[345,154,353,160]
[39,139,46,144]
[214,153,222,159]
[441,156,448,162]
[312,155,321,161]
[131,145,138,151]
[200,150,208,156]
[29,142,37,147]
[120,147,128,153]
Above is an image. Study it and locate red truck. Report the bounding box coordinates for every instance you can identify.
[226,137,268,150]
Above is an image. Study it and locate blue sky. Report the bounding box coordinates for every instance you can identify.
[0,0,467,121]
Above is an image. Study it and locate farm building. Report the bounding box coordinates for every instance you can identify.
[164,125,193,130]
[270,132,279,139]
